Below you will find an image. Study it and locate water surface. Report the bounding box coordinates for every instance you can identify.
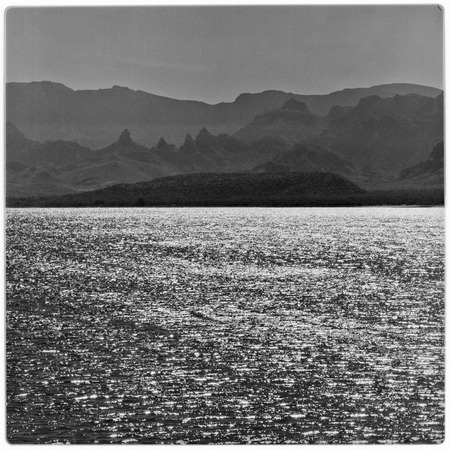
[6,207,445,444]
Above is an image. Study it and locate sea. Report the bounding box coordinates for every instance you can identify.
[6,207,445,444]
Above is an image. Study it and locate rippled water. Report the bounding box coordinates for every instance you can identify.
[6,207,444,444]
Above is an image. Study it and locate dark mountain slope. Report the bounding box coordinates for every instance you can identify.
[8,171,443,208]
[6,120,94,167]
[171,128,287,173]
[252,143,357,177]
[6,81,442,148]
[6,163,87,198]
[6,121,100,197]
[6,121,42,164]
[398,141,444,187]
[235,92,443,174]
[8,172,366,207]
[314,93,443,172]
[174,129,253,172]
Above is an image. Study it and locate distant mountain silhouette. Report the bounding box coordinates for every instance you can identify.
[314,93,443,172]
[5,85,444,199]
[76,128,181,186]
[155,137,177,152]
[6,121,99,197]
[6,81,442,148]
[232,83,441,117]
[234,98,324,143]
[6,125,288,197]
[6,127,181,197]
[236,92,443,174]
[6,121,94,167]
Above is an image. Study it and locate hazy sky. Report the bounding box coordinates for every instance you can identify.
[6,5,444,104]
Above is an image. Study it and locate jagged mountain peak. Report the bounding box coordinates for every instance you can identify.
[183,133,195,146]
[156,137,170,150]
[118,129,132,145]
[197,127,213,138]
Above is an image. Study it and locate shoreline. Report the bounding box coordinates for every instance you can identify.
[5,203,444,209]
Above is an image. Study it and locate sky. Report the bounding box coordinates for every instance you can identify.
[5,5,444,104]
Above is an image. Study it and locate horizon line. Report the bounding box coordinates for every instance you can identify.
[5,79,443,105]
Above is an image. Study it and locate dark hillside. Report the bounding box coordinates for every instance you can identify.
[7,172,443,208]
[8,172,365,207]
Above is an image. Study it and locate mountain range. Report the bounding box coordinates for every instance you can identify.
[6,81,442,149]
[236,93,443,172]
[5,81,444,200]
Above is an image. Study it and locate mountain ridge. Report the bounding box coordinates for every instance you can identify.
[9,80,441,105]
[7,81,442,149]
[6,85,444,199]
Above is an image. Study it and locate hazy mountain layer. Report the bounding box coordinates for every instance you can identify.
[234,98,326,143]
[6,86,444,199]
[6,81,442,149]
[6,125,289,198]
[6,121,94,167]
[235,93,443,173]
[6,126,181,197]
[314,93,443,172]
